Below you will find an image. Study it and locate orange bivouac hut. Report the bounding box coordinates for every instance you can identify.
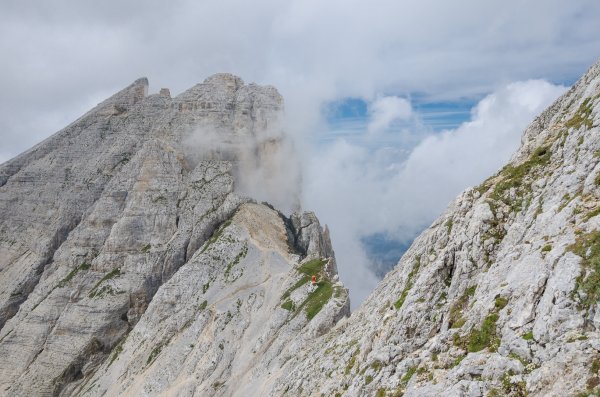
[311,275,317,285]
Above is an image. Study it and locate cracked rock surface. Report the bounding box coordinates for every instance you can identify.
[5,58,600,397]
[0,75,348,396]
[268,59,600,397]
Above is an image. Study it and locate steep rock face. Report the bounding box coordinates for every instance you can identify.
[273,60,600,396]
[78,203,349,397]
[0,75,345,396]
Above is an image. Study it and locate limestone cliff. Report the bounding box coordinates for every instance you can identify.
[0,75,349,396]
[5,59,600,397]
[271,60,600,397]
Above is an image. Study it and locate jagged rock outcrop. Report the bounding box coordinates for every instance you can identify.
[270,60,600,396]
[77,203,349,397]
[0,75,348,396]
[5,59,600,397]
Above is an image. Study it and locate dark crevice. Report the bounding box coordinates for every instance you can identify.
[282,217,306,257]
[52,337,105,397]
[264,203,307,258]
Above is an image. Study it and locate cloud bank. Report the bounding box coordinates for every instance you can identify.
[304,80,566,306]
[368,96,413,134]
[0,0,595,306]
[1,0,598,162]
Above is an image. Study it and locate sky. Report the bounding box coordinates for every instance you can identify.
[1,0,600,306]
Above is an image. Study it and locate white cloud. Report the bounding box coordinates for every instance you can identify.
[367,96,413,134]
[0,1,598,159]
[0,0,593,306]
[303,80,566,306]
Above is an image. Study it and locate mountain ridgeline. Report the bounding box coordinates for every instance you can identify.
[0,75,348,396]
[270,60,600,396]
[1,58,600,397]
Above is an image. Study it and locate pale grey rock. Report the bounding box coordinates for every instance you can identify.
[77,203,348,397]
[269,59,600,397]
[3,58,600,397]
[0,75,344,396]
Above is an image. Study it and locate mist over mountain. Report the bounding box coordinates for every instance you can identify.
[1,57,600,396]
[1,2,600,396]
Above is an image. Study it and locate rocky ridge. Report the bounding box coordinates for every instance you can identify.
[4,59,600,397]
[0,75,348,396]
[270,60,600,396]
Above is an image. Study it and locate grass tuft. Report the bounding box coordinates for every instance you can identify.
[522,331,534,341]
[88,268,121,298]
[565,97,594,130]
[401,366,417,386]
[394,257,421,310]
[495,296,509,310]
[57,262,92,288]
[281,299,295,311]
[467,313,499,352]
[448,285,476,328]
[567,230,600,309]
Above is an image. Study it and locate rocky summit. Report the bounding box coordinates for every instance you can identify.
[2,58,600,397]
[0,75,348,396]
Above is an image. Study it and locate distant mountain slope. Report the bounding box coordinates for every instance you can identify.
[272,60,600,397]
[0,75,348,396]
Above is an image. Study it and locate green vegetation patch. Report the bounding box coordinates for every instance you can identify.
[200,219,232,254]
[500,370,528,396]
[451,354,466,368]
[566,97,594,130]
[57,262,91,288]
[108,340,125,367]
[401,366,417,386]
[474,175,495,196]
[495,296,509,310]
[224,244,248,279]
[370,360,383,372]
[567,230,600,309]
[280,258,335,320]
[147,344,163,365]
[467,313,500,352]
[394,257,421,310]
[281,299,295,311]
[345,348,359,375]
[489,145,552,213]
[298,258,327,275]
[304,280,333,319]
[446,218,454,234]
[281,258,327,301]
[448,285,476,328]
[541,244,552,253]
[88,268,121,298]
[584,207,600,222]
[522,331,534,341]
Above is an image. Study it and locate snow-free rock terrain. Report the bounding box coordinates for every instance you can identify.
[271,60,600,397]
[3,58,600,397]
[0,75,348,396]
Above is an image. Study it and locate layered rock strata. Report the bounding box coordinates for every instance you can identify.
[0,75,348,396]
